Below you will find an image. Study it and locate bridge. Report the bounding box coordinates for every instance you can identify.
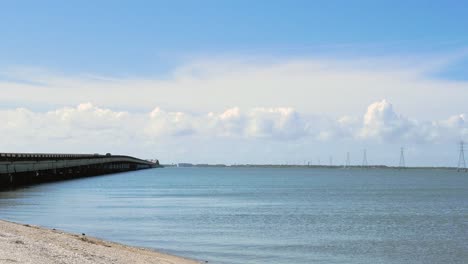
[0,152,159,188]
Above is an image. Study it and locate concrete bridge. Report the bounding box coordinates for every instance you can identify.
[0,152,159,188]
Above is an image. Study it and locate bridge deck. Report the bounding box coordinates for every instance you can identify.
[0,152,158,188]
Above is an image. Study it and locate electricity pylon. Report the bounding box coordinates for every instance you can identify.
[458,141,466,172]
[362,149,368,168]
[344,152,350,169]
[399,147,406,168]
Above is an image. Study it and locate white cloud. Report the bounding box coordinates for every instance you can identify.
[0,100,465,145]
[143,106,310,140]
[0,101,466,165]
[317,115,359,141]
[0,104,313,149]
[429,114,468,142]
[246,107,309,140]
[146,107,196,137]
[0,54,468,165]
[360,99,414,141]
[2,53,468,165]
[207,107,245,137]
[292,98,468,145]
[47,102,130,130]
[0,103,133,144]
[1,53,468,120]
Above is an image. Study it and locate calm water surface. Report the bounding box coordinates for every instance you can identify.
[0,167,467,264]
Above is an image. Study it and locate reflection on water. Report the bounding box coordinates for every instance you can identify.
[1,168,467,264]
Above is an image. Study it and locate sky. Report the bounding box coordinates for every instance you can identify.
[1,1,468,166]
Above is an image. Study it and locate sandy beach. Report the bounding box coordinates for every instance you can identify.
[0,220,201,264]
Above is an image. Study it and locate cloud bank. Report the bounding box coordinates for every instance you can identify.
[0,100,466,150]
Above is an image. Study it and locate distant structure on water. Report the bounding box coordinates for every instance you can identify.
[362,149,368,168]
[344,152,350,169]
[399,147,406,168]
[458,141,466,172]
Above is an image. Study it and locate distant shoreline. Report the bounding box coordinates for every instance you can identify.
[163,163,466,171]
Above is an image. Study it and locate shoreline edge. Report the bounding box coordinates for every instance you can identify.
[0,219,203,264]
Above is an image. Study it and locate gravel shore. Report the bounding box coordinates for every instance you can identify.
[0,220,201,264]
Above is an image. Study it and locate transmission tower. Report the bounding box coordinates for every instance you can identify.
[345,152,350,169]
[458,141,466,172]
[399,147,406,168]
[362,149,368,168]
[329,156,333,166]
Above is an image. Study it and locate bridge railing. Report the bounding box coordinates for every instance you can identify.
[0,152,101,161]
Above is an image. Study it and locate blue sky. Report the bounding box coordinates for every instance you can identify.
[1,1,468,166]
[2,1,468,76]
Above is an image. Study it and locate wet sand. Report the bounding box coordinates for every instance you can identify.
[0,220,201,264]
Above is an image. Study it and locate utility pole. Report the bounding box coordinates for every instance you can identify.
[458,141,466,172]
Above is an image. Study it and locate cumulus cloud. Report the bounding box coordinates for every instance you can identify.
[47,103,130,130]
[429,113,468,142]
[0,103,133,144]
[207,107,245,137]
[146,107,196,137]
[2,53,467,165]
[360,99,414,141]
[296,98,468,145]
[317,115,359,141]
[0,103,314,143]
[246,107,309,139]
[143,106,310,140]
[0,100,466,165]
[343,99,468,143]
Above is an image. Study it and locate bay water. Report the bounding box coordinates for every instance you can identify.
[0,167,467,264]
